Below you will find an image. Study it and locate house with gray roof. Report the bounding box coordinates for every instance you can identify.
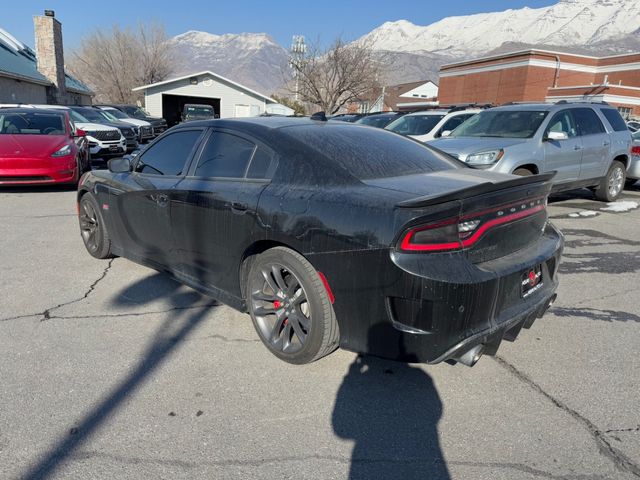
[0,11,92,105]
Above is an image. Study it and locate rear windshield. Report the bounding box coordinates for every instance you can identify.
[601,109,629,132]
[452,110,548,138]
[356,114,398,128]
[385,114,445,136]
[281,125,459,180]
[185,106,213,116]
[632,130,640,140]
[0,112,66,135]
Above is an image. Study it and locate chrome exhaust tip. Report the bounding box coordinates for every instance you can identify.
[548,293,557,309]
[455,344,484,367]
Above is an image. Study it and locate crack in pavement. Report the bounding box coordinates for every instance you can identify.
[605,426,640,434]
[67,450,609,479]
[0,259,114,323]
[494,356,640,478]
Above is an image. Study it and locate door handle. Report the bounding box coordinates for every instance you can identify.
[230,201,248,213]
[573,145,582,150]
[603,141,611,146]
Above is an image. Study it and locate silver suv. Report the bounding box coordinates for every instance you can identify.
[429,102,632,201]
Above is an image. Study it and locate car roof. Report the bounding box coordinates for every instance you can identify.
[488,102,611,112]
[0,107,68,115]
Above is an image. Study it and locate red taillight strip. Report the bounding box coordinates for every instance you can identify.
[400,203,546,252]
[460,204,545,248]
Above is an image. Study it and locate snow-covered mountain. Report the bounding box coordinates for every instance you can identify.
[168,0,640,94]
[360,0,640,56]
[170,30,289,94]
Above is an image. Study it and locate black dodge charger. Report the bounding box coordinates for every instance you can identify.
[77,117,563,366]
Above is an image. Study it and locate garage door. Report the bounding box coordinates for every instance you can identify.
[234,105,250,117]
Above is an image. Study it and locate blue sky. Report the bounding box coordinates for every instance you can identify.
[3,0,556,51]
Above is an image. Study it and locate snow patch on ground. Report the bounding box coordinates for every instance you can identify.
[568,210,599,218]
[600,201,639,213]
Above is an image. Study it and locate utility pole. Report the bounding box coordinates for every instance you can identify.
[289,35,307,102]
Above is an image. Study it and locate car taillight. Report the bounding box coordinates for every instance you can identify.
[631,145,640,155]
[399,197,547,252]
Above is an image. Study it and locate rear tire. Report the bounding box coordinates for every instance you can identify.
[513,168,534,176]
[79,193,113,259]
[246,247,339,364]
[595,161,625,202]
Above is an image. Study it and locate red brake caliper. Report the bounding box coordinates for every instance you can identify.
[273,300,287,325]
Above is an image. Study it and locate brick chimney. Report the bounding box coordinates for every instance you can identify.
[34,10,67,104]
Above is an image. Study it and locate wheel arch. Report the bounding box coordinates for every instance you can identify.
[612,154,629,169]
[239,240,305,302]
[512,163,539,175]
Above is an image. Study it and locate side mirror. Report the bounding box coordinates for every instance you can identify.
[108,156,132,173]
[546,131,568,141]
[441,130,452,137]
[74,128,86,138]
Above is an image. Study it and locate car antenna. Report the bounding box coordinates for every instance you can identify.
[310,111,327,121]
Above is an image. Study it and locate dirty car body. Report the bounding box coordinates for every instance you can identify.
[78,118,563,365]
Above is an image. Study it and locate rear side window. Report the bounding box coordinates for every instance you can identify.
[281,124,460,180]
[601,108,628,131]
[440,114,474,135]
[246,148,275,179]
[194,131,256,178]
[135,130,202,175]
[572,108,605,135]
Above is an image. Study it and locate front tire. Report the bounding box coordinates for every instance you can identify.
[595,160,625,202]
[79,193,113,259]
[246,247,339,364]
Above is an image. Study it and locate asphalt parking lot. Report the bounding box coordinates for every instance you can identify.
[1,184,639,480]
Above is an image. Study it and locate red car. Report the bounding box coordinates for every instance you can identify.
[0,108,90,186]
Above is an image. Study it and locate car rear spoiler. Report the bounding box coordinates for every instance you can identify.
[396,172,556,209]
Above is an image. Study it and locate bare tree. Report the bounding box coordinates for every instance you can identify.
[68,23,173,103]
[287,38,386,115]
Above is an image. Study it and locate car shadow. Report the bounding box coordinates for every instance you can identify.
[20,272,217,480]
[332,324,450,480]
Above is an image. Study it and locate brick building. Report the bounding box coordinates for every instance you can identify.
[438,49,640,118]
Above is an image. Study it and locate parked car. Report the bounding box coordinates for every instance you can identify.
[627,120,640,132]
[68,106,139,152]
[385,108,481,141]
[429,102,632,201]
[182,104,216,122]
[100,104,168,137]
[29,105,126,160]
[0,108,89,185]
[355,112,405,128]
[77,118,562,366]
[627,129,640,187]
[96,106,154,143]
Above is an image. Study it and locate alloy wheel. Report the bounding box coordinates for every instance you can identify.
[250,264,311,354]
[80,200,100,253]
[608,166,624,198]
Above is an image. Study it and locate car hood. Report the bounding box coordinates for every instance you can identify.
[364,168,517,198]
[75,122,117,132]
[428,137,529,159]
[117,118,152,127]
[0,134,69,158]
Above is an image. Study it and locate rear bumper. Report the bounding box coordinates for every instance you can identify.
[628,155,640,180]
[311,223,563,364]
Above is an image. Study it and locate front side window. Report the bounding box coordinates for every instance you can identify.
[572,108,605,136]
[452,110,548,138]
[546,110,578,138]
[194,132,256,178]
[135,130,202,175]
[385,114,445,136]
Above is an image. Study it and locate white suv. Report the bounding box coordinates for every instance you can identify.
[385,108,481,142]
[97,106,154,143]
